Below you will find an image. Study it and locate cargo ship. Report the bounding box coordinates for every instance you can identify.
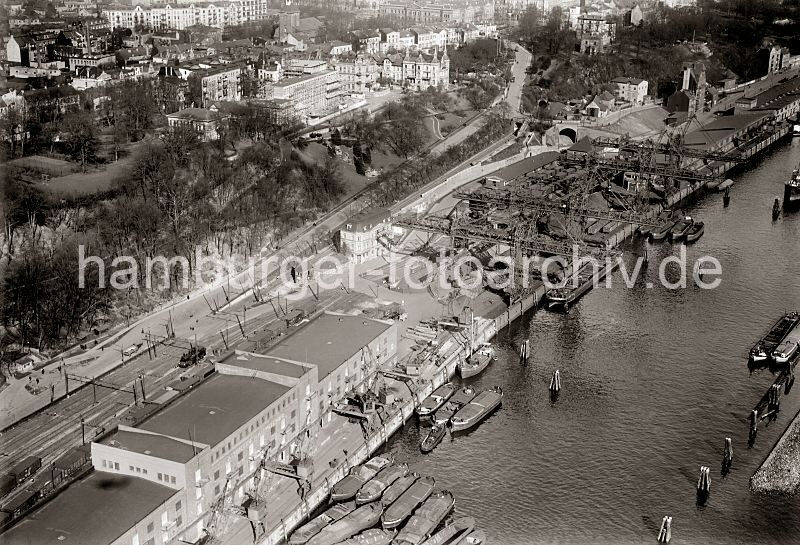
[450,387,503,432]
[749,312,800,362]
[330,455,392,502]
[394,490,456,545]
[381,476,436,529]
[355,464,408,505]
[289,502,357,545]
[306,502,384,545]
[785,167,800,211]
[416,383,456,417]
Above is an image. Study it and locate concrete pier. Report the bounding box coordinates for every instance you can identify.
[751,408,800,494]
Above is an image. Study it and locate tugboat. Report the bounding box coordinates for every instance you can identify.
[669,216,694,242]
[749,312,800,363]
[416,383,456,417]
[419,424,447,453]
[433,387,476,425]
[785,167,800,212]
[684,221,705,243]
[458,343,496,378]
[450,387,503,432]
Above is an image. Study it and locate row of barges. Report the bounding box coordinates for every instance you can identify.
[290,455,485,545]
[749,312,800,364]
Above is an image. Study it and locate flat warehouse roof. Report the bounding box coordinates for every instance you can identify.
[220,351,308,378]
[101,429,200,463]
[137,374,290,446]
[264,313,393,379]
[0,471,175,545]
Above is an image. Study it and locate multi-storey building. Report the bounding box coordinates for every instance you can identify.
[332,53,381,93]
[576,15,616,55]
[611,76,648,105]
[103,0,270,31]
[271,69,342,120]
[339,207,394,263]
[0,312,398,545]
[380,2,454,23]
[190,64,242,106]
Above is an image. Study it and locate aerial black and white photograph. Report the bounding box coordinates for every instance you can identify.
[1,0,799,544]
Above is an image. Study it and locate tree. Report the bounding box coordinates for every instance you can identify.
[354,155,366,175]
[187,73,204,108]
[44,2,56,18]
[380,116,424,158]
[516,6,541,45]
[61,112,98,171]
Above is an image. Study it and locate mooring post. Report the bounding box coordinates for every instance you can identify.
[657,516,672,543]
[785,367,795,394]
[722,437,733,474]
[549,369,561,401]
[697,466,710,504]
[748,409,758,446]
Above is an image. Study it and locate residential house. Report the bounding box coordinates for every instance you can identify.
[576,15,616,55]
[611,76,648,105]
[166,107,229,141]
[339,207,394,264]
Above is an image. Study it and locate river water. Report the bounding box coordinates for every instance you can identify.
[385,140,800,544]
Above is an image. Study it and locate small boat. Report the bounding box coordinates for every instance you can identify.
[773,322,800,363]
[417,383,456,417]
[330,455,393,502]
[455,529,486,545]
[450,387,503,432]
[716,178,734,192]
[433,387,476,425]
[650,214,681,241]
[684,221,705,243]
[458,343,495,379]
[335,529,396,545]
[394,490,456,545]
[290,502,357,544]
[420,424,446,453]
[307,503,384,545]
[381,476,435,529]
[356,464,408,505]
[381,473,419,506]
[421,517,476,545]
[749,312,800,362]
[669,216,694,242]
[786,167,800,211]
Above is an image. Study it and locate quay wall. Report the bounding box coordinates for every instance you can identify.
[260,119,793,545]
[751,408,800,494]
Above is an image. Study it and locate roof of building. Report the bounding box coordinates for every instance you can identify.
[612,76,644,85]
[137,373,290,446]
[167,107,222,122]
[263,312,393,379]
[274,70,330,87]
[343,206,391,231]
[489,151,561,182]
[0,471,176,545]
[682,112,771,149]
[748,75,800,111]
[568,136,595,153]
[101,429,201,462]
[218,351,308,378]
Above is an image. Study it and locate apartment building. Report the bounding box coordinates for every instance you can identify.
[339,207,395,264]
[103,0,270,31]
[380,1,454,23]
[332,53,381,93]
[271,69,342,120]
[189,64,242,106]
